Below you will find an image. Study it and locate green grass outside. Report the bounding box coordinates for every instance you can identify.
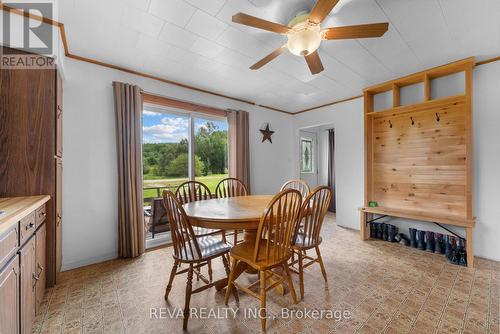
[143,174,228,204]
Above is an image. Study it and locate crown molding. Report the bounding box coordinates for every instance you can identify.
[1,3,499,116]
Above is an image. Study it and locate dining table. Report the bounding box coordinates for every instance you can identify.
[182,195,288,293]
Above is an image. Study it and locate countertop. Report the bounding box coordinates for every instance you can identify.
[0,195,51,235]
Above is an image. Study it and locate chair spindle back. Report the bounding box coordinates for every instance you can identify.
[215,178,248,198]
[253,189,302,264]
[297,186,332,245]
[280,179,310,200]
[162,190,201,260]
[175,181,212,204]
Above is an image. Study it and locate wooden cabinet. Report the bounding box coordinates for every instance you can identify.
[0,256,20,334]
[35,224,46,314]
[0,46,63,287]
[19,236,36,334]
[0,199,48,334]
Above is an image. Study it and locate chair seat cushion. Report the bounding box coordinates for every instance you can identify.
[178,236,231,262]
[293,233,321,249]
[193,227,221,237]
[230,240,291,270]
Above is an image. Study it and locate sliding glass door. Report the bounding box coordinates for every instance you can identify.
[141,105,228,245]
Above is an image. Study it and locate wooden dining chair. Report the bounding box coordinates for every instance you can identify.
[289,186,332,300]
[175,181,225,280]
[162,190,237,331]
[215,177,248,245]
[224,189,302,332]
[175,180,222,238]
[281,179,310,200]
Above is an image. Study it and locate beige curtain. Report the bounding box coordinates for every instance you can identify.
[227,110,251,193]
[113,82,144,258]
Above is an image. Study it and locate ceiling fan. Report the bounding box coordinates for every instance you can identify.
[232,0,389,75]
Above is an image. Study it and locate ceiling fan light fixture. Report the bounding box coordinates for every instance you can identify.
[286,23,321,56]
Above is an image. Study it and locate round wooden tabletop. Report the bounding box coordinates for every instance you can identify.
[183,195,274,230]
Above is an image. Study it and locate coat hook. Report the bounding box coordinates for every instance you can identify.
[410,117,415,125]
[436,113,440,122]
[389,120,393,128]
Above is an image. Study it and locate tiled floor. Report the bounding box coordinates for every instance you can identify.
[34,214,499,334]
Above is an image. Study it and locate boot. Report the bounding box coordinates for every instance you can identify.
[444,235,453,259]
[425,231,435,252]
[382,223,389,241]
[409,228,417,248]
[417,230,426,250]
[370,222,376,239]
[388,225,398,242]
[375,223,382,239]
[458,239,467,267]
[448,237,458,264]
[434,233,444,254]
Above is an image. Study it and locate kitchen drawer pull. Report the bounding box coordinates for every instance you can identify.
[38,211,46,217]
[38,264,44,272]
[26,222,34,230]
[33,272,39,281]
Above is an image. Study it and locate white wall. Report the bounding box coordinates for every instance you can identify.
[61,58,293,270]
[291,61,500,261]
[293,99,365,232]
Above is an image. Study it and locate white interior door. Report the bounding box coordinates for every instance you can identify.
[299,130,318,189]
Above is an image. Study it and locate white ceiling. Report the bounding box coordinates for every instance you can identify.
[58,0,500,113]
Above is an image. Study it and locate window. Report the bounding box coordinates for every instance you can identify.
[300,138,313,173]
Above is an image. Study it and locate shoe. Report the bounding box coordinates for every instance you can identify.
[409,228,417,248]
[376,223,383,239]
[425,231,435,252]
[396,233,410,246]
[417,230,426,250]
[434,233,444,254]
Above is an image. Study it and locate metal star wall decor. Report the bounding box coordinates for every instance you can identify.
[260,123,274,143]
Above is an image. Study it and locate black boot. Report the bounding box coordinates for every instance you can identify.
[425,231,435,252]
[409,228,417,248]
[388,225,398,242]
[370,222,376,238]
[417,230,426,250]
[376,223,383,239]
[458,239,467,267]
[382,223,389,241]
[434,233,444,254]
[444,235,453,259]
[448,237,459,264]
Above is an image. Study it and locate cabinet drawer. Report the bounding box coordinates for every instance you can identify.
[19,212,36,246]
[35,205,46,227]
[0,225,18,270]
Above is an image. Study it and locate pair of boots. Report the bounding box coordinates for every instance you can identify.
[444,236,467,266]
[369,223,398,242]
[409,229,426,250]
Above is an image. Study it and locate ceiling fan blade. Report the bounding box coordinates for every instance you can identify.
[250,45,287,70]
[305,51,324,75]
[309,0,341,24]
[322,22,389,40]
[232,13,290,34]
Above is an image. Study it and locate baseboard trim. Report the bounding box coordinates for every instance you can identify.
[61,252,118,272]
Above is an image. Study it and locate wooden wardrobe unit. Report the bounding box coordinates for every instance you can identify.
[0,46,63,286]
[360,58,475,267]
